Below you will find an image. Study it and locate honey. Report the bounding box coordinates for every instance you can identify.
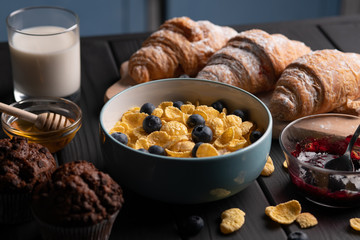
[4,117,78,153]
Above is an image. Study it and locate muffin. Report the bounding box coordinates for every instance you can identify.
[0,137,56,223]
[32,160,124,240]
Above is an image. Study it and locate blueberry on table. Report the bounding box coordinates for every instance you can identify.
[191,142,203,157]
[192,125,213,143]
[111,132,128,145]
[232,109,248,121]
[173,101,184,110]
[178,215,204,236]
[211,100,226,112]
[140,102,156,115]
[143,115,162,133]
[287,231,309,240]
[148,145,166,156]
[250,130,263,143]
[187,114,205,128]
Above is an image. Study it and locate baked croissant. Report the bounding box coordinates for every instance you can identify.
[196,29,311,94]
[128,17,237,83]
[270,49,360,121]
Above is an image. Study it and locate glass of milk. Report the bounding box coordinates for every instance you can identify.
[6,6,81,102]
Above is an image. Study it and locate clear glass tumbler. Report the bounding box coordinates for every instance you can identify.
[6,6,81,102]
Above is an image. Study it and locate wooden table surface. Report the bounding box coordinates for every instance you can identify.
[2,15,360,240]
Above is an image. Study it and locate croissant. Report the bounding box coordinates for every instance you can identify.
[270,49,360,121]
[128,17,237,83]
[196,29,311,94]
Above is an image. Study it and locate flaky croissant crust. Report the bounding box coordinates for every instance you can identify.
[128,17,237,83]
[196,29,311,94]
[270,49,360,121]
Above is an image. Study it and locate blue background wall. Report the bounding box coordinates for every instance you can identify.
[0,0,341,42]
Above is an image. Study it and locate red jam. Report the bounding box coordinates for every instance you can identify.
[288,135,360,207]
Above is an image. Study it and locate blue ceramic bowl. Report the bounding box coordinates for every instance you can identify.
[99,78,272,204]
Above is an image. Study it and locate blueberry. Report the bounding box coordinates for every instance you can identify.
[143,115,162,134]
[287,231,309,240]
[179,74,190,78]
[232,109,248,121]
[173,101,184,110]
[138,148,148,153]
[178,215,204,236]
[148,145,166,156]
[192,125,213,143]
[191,142,203,157]
[187,114,205,128]
[140,102,156,115]
[111,132,128,145]
[211,100,226,112]
[250,130,263,143]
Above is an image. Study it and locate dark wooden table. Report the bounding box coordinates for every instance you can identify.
[2,15,360,240]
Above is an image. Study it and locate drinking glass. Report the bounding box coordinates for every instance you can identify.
[6,6,81,102]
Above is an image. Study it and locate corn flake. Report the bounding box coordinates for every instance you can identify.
[226,138,248,151]
[161,121,188,136]
[196,143,219,157]
[283,160,288,169]
[164,135,189,148]
[170,140,195,152]
[214,127,234,148]
[220,208,246,234]
[180,104,195,114]
[147,131,172,147]
[134,137,150,149]
[208,117,225,138]
[196,105,219,120]
[158,101,173,110]
[165,149,192,158]
[240,121,254,135]
[132,126,147,139]
[296,212,318,228]
[127,106,140,113]
[261,156,275,177]
[109,121,129,135]
[164,106,185,122]
[268,200,301,224]
[265,206,275,217]
[350,218,360,231]
[152,108,163,118]
[121,112,148,129]
[193,109,208,121]
[226,115,242,128]
[232,126,243,139]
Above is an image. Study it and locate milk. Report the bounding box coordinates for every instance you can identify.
[9,26,80,99]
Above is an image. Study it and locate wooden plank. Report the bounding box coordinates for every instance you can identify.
[109,32,150,67]
[109,181,287,239]
[319,19,360,53]
[232,20,335,51]
[57,38,120,169]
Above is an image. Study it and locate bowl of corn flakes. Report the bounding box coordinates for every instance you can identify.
[99,78,272,204]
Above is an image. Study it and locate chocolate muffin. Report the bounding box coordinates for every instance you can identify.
[0,137,56,223]
[32,161,124,240]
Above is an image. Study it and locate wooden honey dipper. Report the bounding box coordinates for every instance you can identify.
[0,102,71,131]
